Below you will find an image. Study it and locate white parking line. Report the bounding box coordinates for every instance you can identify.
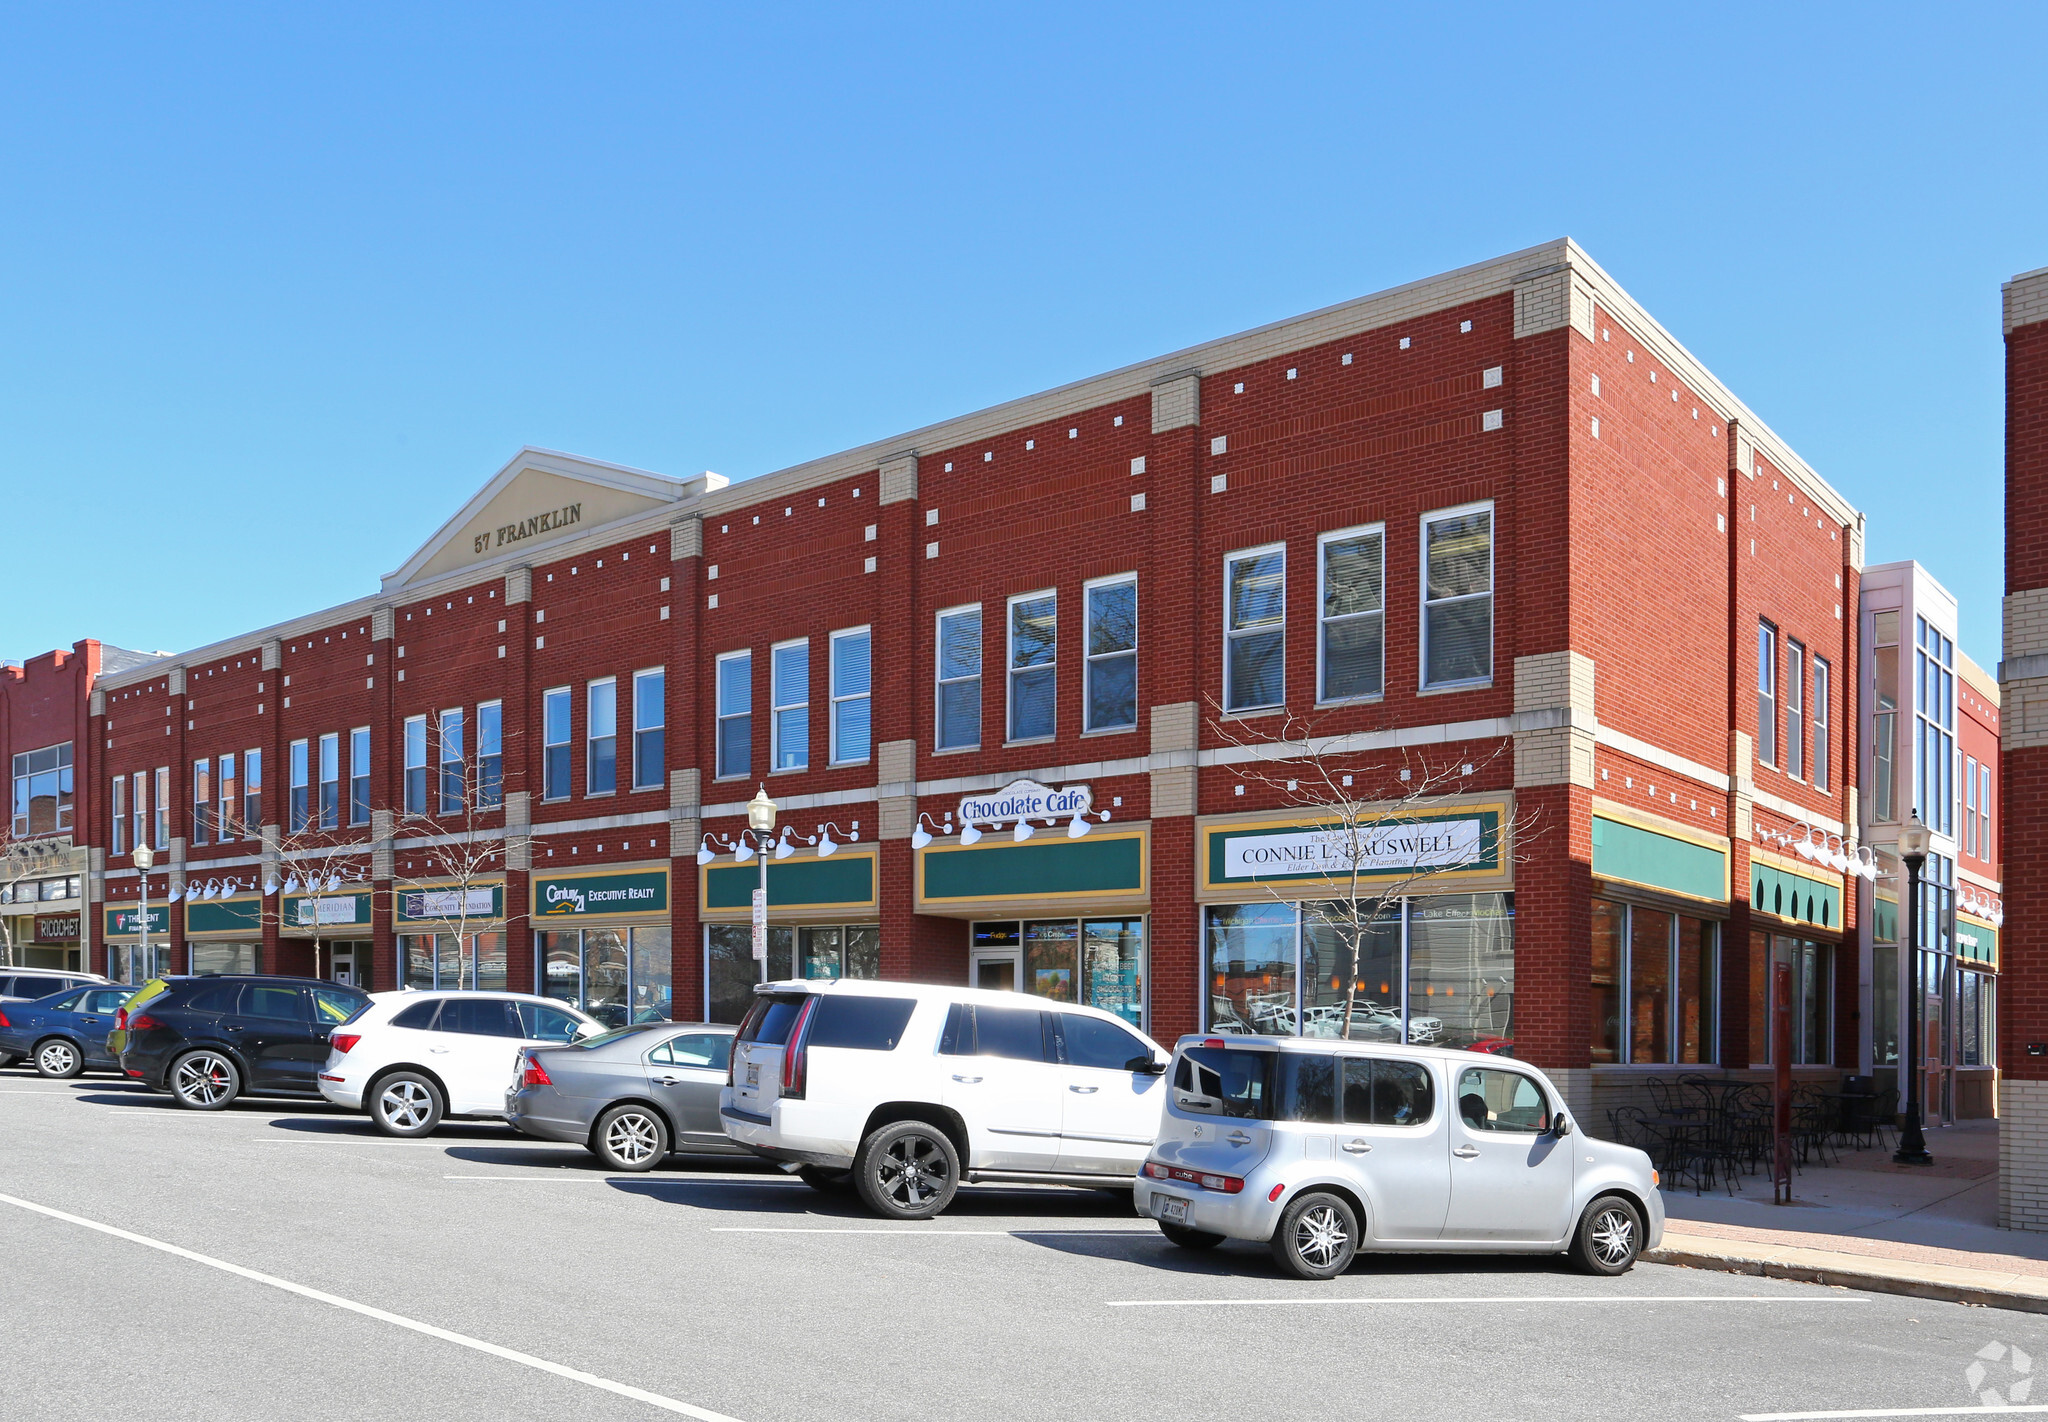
[713,1226,1156,1236]
[447,1174,807,1182]
[0,1191,744,1420]
[1741,1409,2048,1420]
[1106,1293,1874,1308]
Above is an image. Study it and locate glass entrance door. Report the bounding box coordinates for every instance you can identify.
[973,952,1020,991]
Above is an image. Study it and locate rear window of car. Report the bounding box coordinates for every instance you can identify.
[88,989,133,1013]
[390,999,441,1030]
[178,984,243,1015]
[807,996,915,1052]
[1173,1045,1275,1118]
[577,1023,664,1050]
[311,988,370,1025]
[10,976,67,999]
[739,993,809,1046]
[652,1032,733,1070]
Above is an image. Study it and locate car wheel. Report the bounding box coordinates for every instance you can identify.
[169,1050,241,1110]
[1270,1191,1359,1280]
[1571,1194,1643,1276]
[854,1120,960,1220]
[34,1039,84,1079]
[369,1072,445,1137]
[592,1104,669,1171]
[797,1165,853,1192]
[1159,1223,1225,1250]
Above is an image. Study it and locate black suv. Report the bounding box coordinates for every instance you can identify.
[121,976,371,1110]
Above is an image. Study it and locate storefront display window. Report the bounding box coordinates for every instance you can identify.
[191,941,256,976]
[1748,932,1833,1065]
[1588,898,1717,1065]
[1206,894,1512,1051]
[540,926,669,1026]
[969,917,1146,1030]
[705,923,880,1025]
[1960,969,1994,1067]
[403,932,508,994]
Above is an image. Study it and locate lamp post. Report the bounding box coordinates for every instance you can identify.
[131,842,155,984]
[747,786,777,972]
[1895,816,1934,1166]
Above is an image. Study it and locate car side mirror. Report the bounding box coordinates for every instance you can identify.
[1128,1055,1167,1075]
[1550,1111,1573,1137]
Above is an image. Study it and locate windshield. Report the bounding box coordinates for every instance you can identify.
[738,993,809,1046]
[572,1023,667,1051]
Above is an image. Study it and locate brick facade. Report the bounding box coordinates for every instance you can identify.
[74,240,1866,1083]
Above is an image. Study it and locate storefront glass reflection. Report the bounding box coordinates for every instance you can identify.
[539,926,668,1026]
[402,932,506,992]
[704,923,880,1026]
[1205,894,1513,1052]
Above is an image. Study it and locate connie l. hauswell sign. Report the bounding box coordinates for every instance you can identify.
[1202,803,1506,891]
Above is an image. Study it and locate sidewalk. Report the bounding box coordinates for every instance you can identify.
[1646,1118,2048,1313]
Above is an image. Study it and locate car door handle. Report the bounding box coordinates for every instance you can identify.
[1069,1085,1099,1094]
[1342,1139,1372,1154]
[658,1076,681,1086]
[80,1017,100,1025]
[429,1047,450,1055]
[1453,1145,1480,1158]
[224,1024,244,1032]
[951,1074,983,1084]
[1227,1130,1253,1146]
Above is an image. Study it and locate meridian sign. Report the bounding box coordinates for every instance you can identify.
[958,778,1092,827]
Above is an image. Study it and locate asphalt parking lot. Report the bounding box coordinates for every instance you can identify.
[1,1070,2042,1422]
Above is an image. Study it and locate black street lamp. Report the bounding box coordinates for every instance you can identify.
[1895,816,1934,1166]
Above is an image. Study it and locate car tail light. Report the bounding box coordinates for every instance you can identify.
[781,996,819,1100]
[330,1034,361,1055]
[521,1053,552,1088]
[0,1011,10,1029]
[128,1014,162,1033]
[115,1007,128,1030]
[1142,1161,1243,1194]
[1202,1038,1227,1049]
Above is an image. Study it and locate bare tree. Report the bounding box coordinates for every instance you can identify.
[1206,700,1542,1043]
[389,731,517,989]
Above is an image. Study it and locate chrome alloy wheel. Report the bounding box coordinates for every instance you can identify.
[1588,1204,1636,1268]
[1293,1203,1352,1269]
[878,1133,953,1208]
[378,1079,435,1131]
[37,1041,79,1075]
[603,1109,662,1166]
[173,1052,234,1106]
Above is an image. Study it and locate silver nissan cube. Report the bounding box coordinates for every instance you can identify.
[1133,1034,1662,1279]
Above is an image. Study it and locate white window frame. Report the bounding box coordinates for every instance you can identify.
[1316,522,1386,705]
[219,752,237,841]
[133,771,147,856]
[288,741,310,833]
[476,700,504,807]
[192,756,211,845]
[1813,657,1830,793]
[1419,500,1494,691]
[828,627,872,766]
[1223,543,1286,713]
[1082,573,1138,733]
[630,669,664,791]
[154,766,170,849]
[934,604,982,753]
[403,715,429,814]
[1965,753,1979,857]
[112,775,127,855]
[437,708,464,815]
[1785,639,1806,780]
[585,677,617,797]
[242,750,261,838]
[1758,621,1778,766]
[715,651,752,780]
[771,638,810,772]
[349,727,371,826]
[541,687,572,801]
[1006,589,1058,744]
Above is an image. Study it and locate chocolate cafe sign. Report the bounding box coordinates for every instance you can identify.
[958,778,1092,827]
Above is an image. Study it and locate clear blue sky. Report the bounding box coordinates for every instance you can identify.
[3,4,2040,671]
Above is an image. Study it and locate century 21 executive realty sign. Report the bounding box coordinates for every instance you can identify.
[533,867,669,919]
[1202,803,1506,892]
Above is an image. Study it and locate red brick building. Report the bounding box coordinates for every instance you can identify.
[2001,261,2048,1229]
[81,239,1867,1115]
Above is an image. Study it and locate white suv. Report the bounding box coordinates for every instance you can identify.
[318,991,601,1136]
[720,979,1170,1219]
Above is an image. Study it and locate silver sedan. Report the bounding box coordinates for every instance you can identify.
[505,1021,748,1171]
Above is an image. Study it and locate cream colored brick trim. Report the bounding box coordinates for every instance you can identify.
[1511,267,1594,342]
[879,454,918,506]
[877,794,916,842]
[1513,650,1595,718]
[1151,765,1196,819]
[1150,701,1198,756]
[669,768,700,820]
[504,567,532,605]
[261,640,280,672]
[2006,589,2048,663]
[167,665,186,696]
[370,605,394,640]
[1151,371,1200,433]
[89,690,105,717]
[670,516,703,560]
[2000,1079,2048,1232]
[2005,265,2048,335]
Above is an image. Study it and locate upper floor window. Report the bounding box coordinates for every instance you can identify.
[1813,658,1830,793]
[318,732,341,830]
[716,653,751,780]
[132,771,147,854]
[1966,754,1980,858]
[631,671,664,791]
[1421,504,1493,688]
[830,630,871,765]
[244,748,262,836]
[191,758,212,845]
[587,678,617,795]
[1870,610,1898,820]
[1008,592,1057,742]
[1084,576,1137,732]
[477,701,504,808]
[1980,762,1993,861]
[349,728,371,826]
[1757,621,1778,767]
[220,752,238,840]
[1224,546,1284,712]
[1785,639,1806,780]
[1915,617,1955,836]
[153,766,168,850]
[438,708,465,814]
[111,776,127,856]
[543,688,571,801]
[289,740,311,833]
[772,641,810,771]
[1319,525,1384,702]
[936,607,981,752]
[403,716,429,815]
[10,742,73,837]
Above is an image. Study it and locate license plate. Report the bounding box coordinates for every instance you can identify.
[1155,1194,1190,1226]
[745,1062,759,1087]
